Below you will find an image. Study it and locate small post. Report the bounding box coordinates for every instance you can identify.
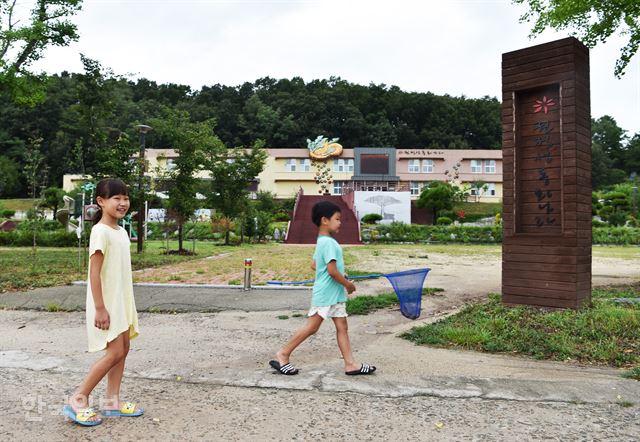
[243,258,252,291]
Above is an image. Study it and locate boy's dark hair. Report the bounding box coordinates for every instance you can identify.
[311,200,341,227]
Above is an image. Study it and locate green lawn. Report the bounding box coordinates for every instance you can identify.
[401,284,640,368]
[1,242,637,293]
[453,201,502,216]
[347,288,444,315]
[0,199,37,212]
[0,241,238,293]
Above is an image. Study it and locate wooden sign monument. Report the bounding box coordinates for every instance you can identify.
[502,37,591,309]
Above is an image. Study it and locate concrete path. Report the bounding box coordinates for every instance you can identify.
[1,281,640,440]
[0,284,312,313]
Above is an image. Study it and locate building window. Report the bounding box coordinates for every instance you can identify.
[299,159,311,172]
[410,181,426,196]
[471,160,482,173]
[471,183,496,196]
[333,159,354,173]
[333,181,344,195]
[361,154,389,174]
[484,160,496,174]
[285,159,296,172]
[166,158,177,171]
[422,159,434,173]
[408,159,420,173]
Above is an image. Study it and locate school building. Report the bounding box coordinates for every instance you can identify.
[256,147,503,202]
[62,147,503,203]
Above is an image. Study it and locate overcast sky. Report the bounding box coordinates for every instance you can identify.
[30,0,640,137]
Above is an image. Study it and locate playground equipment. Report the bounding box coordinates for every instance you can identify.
[268,268,431,320]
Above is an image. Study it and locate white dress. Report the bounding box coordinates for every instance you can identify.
[86,223,139,352]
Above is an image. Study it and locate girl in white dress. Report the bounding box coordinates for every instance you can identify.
[63,178,142,426]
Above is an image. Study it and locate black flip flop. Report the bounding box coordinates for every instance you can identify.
[345,363,376,375]
[269,360,299,375]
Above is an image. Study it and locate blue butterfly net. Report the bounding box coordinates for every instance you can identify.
[384,268,431,320]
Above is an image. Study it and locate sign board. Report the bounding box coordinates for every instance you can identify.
[502,37,592,309]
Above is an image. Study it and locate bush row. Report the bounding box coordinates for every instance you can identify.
[1,225,637,246]
[363,224,640,245]
[0,230,78,247]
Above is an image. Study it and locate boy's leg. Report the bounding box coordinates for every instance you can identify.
[331,317,360,372]
[276,314,324,365]
[68,333,128,420]
[104,330,130,410]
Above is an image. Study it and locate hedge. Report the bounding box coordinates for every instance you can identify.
[1,225,637,246]
[362,223,640,245]
[0,230,78,247]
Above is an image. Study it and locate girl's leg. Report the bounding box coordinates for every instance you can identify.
[104,330,130,410]
[331,317,360,372]
[69,333,128,418]
[275,314,324,365]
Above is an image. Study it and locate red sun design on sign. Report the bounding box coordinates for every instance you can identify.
[533,96,556,114]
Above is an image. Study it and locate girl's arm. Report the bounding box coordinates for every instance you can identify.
[311,259,316,271]
[327,260,356,294]
[90,251,110,330]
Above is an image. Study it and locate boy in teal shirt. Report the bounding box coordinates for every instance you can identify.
[270,201,377,376]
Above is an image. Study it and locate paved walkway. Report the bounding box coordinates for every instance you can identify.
[1,280,639,440]
[0,284,312,312]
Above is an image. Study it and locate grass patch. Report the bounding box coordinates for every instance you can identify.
[453,202,502,216]
[0,198,37,211]
[227,279,241,286]
[401,285,640,368]
[46,303,61,312]
[276,315,289,320]
[291,313,304,318]
[347,288,443,315]
[0,241,237,292]
[622,367,640,381]
[345,269,383,277]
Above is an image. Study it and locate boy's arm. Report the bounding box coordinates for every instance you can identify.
[327,260,356,294]
[90,251,110,330]
[311,259,316,271]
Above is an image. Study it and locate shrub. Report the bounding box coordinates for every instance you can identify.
[0,230,77,246]
[437,216,453,225]
[362,213,383,224]
[1,209,16,218]
[608,211,628,227]
[273,211,290,222]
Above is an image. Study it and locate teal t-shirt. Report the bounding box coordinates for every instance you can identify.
[312,235,346,306]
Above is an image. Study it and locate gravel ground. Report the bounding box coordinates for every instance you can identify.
[2,369,639,441]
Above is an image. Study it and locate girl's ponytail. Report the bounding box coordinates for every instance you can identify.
[94,207,103,223]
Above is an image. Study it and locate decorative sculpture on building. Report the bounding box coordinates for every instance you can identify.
[306,135,343,194]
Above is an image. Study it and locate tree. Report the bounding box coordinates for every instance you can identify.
[469,180,489,202]
[0,0,82,105]
[151,110,213,253]
[255,211,272,242]
[513,0,640,77]
[203,140,267,245]
[22,136,47,258]
[41,186,64,219]
[0,155,20,196]
[254,190,277,213]
[625,134,640,178]
[416,181,464,223]
[591,116,628,189]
